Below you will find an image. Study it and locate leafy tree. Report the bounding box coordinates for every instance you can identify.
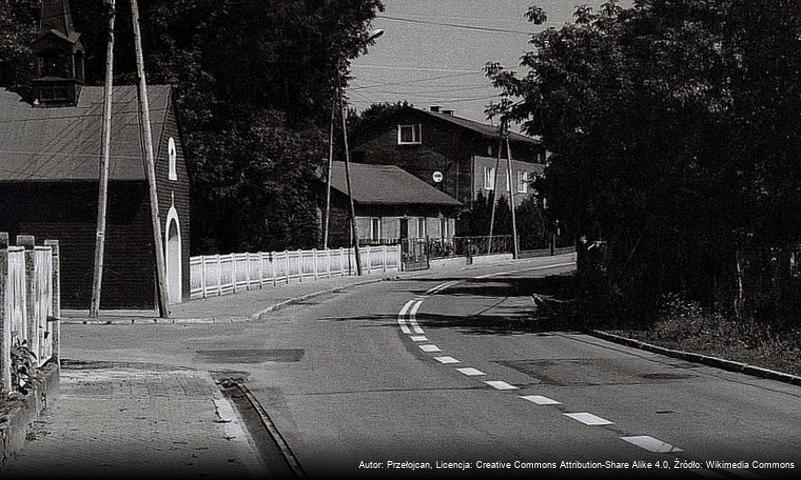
[1,0,384,253]
[486,0,801,319]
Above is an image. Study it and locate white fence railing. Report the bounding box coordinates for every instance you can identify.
[190,245,401,300]
[1,234,61,393]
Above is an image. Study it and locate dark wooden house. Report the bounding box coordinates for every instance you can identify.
[351,105,547,210]
[323,161,461,246]
[0,0,190,310]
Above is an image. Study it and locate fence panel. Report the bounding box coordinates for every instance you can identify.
[33,247,53,366]
[7,248,26,345]
[188,245,401,300]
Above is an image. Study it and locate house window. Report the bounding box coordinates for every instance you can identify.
[417,217,426,238]
[397,124,422,145]
[168,137,177,181]
[484,166,496,190]
[370,218,381,241]
[517,171,528,193]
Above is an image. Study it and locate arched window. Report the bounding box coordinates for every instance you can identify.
[168,137,177,180]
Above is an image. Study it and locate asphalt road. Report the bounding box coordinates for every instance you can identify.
[60,254,801,479]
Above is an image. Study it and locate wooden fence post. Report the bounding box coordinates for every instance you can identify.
[271,252,277,287]
[0,233,10,392]
[17,236,37,360]
[215,255,222,297]
[258,252,264,288]
[44,240,60,366]
[383,245,388,272]
[327,248,332,279]
[312,249,318,281]
[297,249,303,283]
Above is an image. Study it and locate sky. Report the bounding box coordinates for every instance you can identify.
[348,0,632,125]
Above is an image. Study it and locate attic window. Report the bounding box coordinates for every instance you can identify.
[168,137,177,180]
[397,124,422,145]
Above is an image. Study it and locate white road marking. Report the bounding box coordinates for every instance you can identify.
[485,380,518,390]
[397,300,415,334]
[408,300,425,334]
[410,335,428,342]
[563,412,614,426]
[520,395,561,405]
[419,344,441,353]
[434,356,460,364]
[620,435,682,453]
[425,280,461,295]
[456,367,485,376]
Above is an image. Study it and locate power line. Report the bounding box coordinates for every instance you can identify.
[376,15,533,35]
[349,71,482,90]
[355,64,481,73]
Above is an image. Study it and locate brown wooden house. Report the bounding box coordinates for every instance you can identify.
[351,105,546,210]
[322,161,461,246]
[0,0,190,310]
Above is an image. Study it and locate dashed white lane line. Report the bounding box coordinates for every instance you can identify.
[410,335,428,342]
[419,344,441,353]
[456,367,486,376]
[520,395,561,405]
[397,300,415,334]
[620,435,682,453]
[434,356,460,364]
[408,300,424,334]
[485,380,518,390]
[563,412,614,426]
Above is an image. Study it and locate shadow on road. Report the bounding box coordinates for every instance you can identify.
[323,274,582,336]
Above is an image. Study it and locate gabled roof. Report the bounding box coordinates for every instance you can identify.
[0,85,173,182]
[329,161,461,207]
[414,108,540,145]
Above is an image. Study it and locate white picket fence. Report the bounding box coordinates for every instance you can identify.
[1,235,61,393]
[190,245,401,300]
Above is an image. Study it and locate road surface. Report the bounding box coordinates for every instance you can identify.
[59,254,801,478]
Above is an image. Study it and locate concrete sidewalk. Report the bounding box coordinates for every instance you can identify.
[4,361,264,479]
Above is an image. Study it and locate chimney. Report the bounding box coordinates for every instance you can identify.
[442,109,455,116]
[429,105,442,113]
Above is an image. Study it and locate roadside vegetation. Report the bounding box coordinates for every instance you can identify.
[485,0,801,376]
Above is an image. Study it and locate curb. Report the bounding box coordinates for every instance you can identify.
[0,360,60,466]
[60,276,400,326]
[588,329,801,387]
[249,275,400,320]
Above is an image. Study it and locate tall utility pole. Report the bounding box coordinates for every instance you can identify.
[505,134,520,259]
[323,95,336,249]
[487,119,506,254]
[130,0,170,316]
[337,71,363,275]
[89,0,116,318]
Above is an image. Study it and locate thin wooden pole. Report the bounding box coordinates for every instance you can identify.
[487,120,505,254]
[90,0,116,318]
[506,134,519,259]
[130,0,170,317]
[323,95,336,249]
[337,72,362,275]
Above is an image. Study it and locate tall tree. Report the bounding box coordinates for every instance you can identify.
[486,0,801,318]
[1,0,384,253]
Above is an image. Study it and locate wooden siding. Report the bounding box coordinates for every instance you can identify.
[155,95,191,302]
[352,109,545,208]
[0,181,156,309]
